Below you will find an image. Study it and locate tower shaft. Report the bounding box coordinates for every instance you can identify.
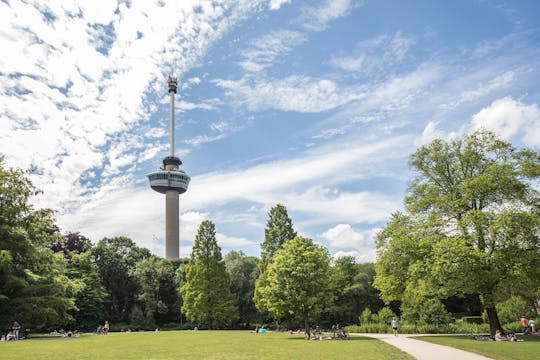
[165,190,179,259]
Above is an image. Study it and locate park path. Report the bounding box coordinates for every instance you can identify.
[354,333,493,360]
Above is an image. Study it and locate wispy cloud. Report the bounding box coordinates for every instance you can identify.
[215,75,365,112]
[330,31,416,74]
[300,0,360,32]
[238,30,306,73]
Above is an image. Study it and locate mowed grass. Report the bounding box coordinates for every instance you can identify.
[1,330,413,360]
[415,335,540,360]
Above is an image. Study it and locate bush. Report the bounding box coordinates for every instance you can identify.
[401,295,452,326]
[496,296,535,325]
[376,307,397,324]
[359,308,374,325]
[459,316,484,324]
[345,321,489,334]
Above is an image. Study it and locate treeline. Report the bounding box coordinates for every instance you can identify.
[0,157,383,332]
[2,130,538,336]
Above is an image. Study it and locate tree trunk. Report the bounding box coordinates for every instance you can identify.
[304,317,310,340]
[485,306,502,336]
[287,313,292,331]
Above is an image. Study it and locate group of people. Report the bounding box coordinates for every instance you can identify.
[520,316,536,335]
[96,321,110,335]
[495,329,519,342]
[1,321,21,342]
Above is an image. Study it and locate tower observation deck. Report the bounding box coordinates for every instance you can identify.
[147,76,190,259]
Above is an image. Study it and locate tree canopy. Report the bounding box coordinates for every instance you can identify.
[254,204,297,320]
[181,220,238,329]
[258,236,332,338]
[0,157,77,329]
[374,130,540,334]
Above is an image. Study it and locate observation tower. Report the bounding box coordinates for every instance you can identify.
[147,76,190,259]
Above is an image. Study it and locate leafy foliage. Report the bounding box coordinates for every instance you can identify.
[374,130,540,334]
[224,251,260,326]
[496,296,535,325]
[132,256,181,327]
[259,236,332,337]
[181,220,238,328]
[91,237,151,323]
[0,157,77,329]
[255,204,296,317]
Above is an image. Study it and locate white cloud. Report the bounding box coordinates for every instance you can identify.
[268,0,291,10]
[330,31,416,73]
[321,224,380,263]
[300,0,359,31]
[216,233,258,248]
[333,249,376,263]
[416,121,444,146]
[238,30,306,73]
[215,75,364,112]
[471,97,540,146]
[441,71,516,110]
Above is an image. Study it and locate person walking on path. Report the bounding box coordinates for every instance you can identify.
[529,318,535,334]
[391,318,399,336]
[103,321,109,335]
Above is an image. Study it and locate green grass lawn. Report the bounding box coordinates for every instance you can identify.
[0,330,413,360]
[415,335,540,360]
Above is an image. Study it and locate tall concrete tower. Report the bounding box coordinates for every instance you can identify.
[147,76,190,259]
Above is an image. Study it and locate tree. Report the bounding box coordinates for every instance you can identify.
[0,156,77,329]
[400,292,451,326]
[66,251,107,330]
[259,236,332,339]
[91,237,151,323]
[224,251,260,327]
[325,258,384,326]
[374,130,540,335]
[254,204,296,325]
[132,256,180,327]
[181,220,238,329]
[51,231,92,257]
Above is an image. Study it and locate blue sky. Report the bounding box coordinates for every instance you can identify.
[1,0,540,261]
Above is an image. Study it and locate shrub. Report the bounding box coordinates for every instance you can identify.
[401,295,451,325]
[496,296,535,325]
[376,307,397,325]
[459,316,484,324]
[359,308,374,325]
[345,321,489,334]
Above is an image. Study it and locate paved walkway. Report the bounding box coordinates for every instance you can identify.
[355,333,493,360]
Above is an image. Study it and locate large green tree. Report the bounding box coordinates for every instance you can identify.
[181,220,238,329]
[374,130,540,335]
[132,256,180,327]
[259,236,332,338]
[326,258,384,326]
[92,236,151,323]
[224,250,260,327]
[66,251,107,330]
[0,157,77,329]
[254,204,296,324]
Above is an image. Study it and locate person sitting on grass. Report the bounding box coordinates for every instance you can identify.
[6,331,16,341]
[495,329,518,342]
